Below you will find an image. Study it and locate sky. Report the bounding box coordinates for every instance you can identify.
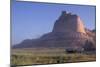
[11,0,96,45]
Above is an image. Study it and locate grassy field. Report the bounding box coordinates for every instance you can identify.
[11,48,96,66]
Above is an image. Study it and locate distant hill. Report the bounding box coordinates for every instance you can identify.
[12,11,96,51]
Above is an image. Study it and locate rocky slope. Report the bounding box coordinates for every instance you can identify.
[13,11,96,51]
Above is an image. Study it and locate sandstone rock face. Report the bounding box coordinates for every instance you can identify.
[13,11,96,51]
[53,11,86,34]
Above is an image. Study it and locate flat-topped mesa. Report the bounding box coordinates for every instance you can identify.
[13,11,95,50]
[53,11,86,34]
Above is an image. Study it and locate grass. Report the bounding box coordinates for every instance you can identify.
[11,48,96,66]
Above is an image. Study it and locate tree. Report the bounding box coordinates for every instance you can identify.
[83,40,95,51]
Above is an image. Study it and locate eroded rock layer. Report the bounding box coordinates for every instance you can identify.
[13,11,96,51]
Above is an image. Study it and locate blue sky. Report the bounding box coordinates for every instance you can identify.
[11,0,96,44]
